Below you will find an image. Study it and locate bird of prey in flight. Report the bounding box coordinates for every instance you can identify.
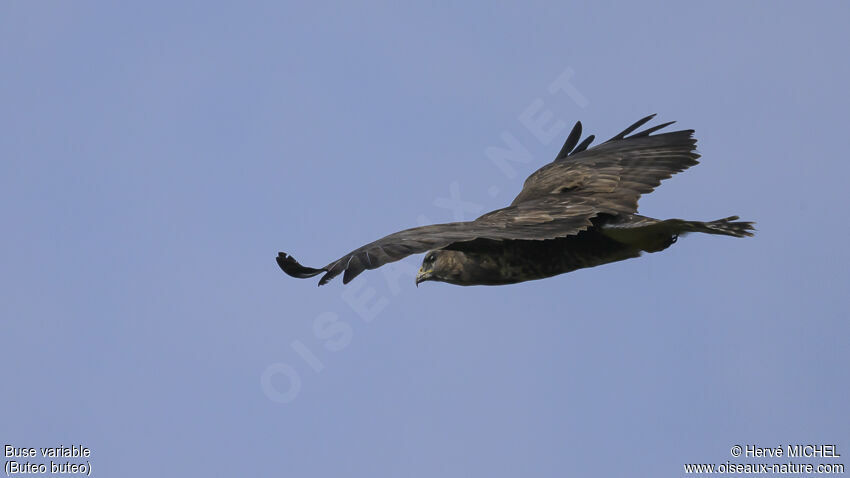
[277,115,754,287]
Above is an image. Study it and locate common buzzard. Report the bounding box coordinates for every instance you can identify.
[277,115,753,286]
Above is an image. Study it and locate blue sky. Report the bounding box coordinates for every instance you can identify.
[2,1,848,476]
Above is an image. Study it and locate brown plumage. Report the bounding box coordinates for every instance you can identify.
[276,115,754,286]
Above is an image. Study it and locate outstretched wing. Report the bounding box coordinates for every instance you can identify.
[511,114,699,215]
[278,194,617,286]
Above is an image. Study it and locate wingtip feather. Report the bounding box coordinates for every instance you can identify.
[555,121,582,160]
[608,114,658,141]
[276,252,326,279]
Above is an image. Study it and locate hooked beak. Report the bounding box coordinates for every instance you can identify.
[415,268,432,287]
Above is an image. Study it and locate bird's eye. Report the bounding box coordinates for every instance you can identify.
[426,253,435,263]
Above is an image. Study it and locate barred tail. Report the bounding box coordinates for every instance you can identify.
[676,216,755,238]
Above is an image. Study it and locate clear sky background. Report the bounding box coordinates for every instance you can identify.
[2,1,848,476]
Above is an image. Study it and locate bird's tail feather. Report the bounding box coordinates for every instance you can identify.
[673,216,755,238]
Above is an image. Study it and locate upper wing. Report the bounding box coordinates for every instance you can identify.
[277,194,615,286]
[511,115,699,215]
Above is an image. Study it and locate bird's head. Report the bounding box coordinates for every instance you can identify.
[415,249,506,286]
[415,250,467,286]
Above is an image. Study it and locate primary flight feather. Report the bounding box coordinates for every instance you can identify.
[277,115,754,286]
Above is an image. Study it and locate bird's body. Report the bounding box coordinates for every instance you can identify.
[422,227,640,286]
[420,214,750,286]
[276,115,754,287]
